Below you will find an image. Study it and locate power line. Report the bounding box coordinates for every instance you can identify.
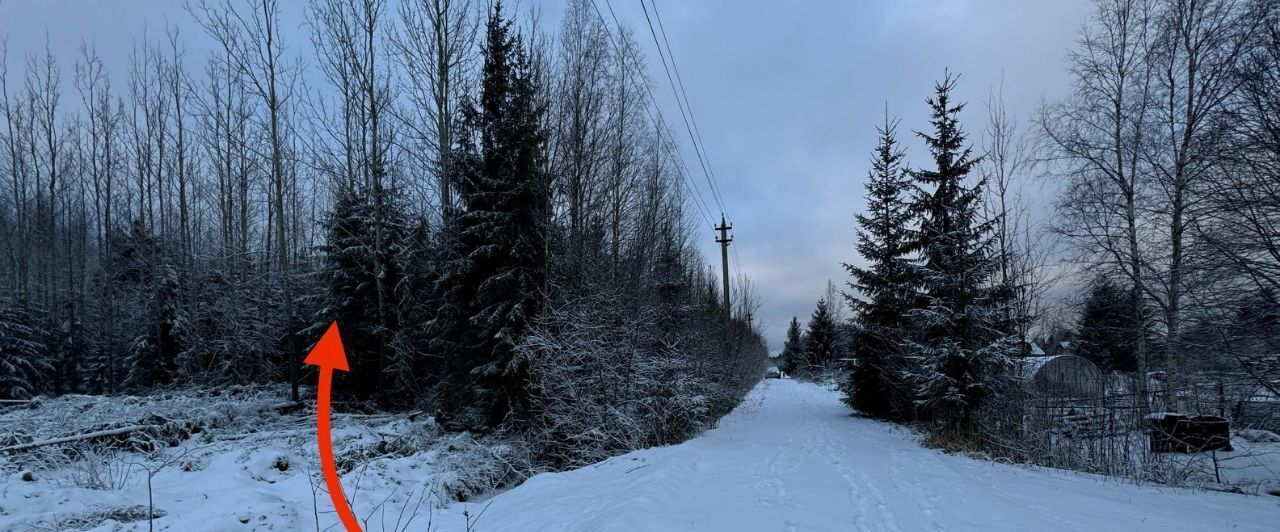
[622,0,742,305]
[637,94,717,227]
[636,0,728,217]
[636,0,742,295]
[646,76,717,229]
[591,0,750,301]
[595,0,714,225]
[644,0,729,214]
[732,234,743,281]
[643,98,718,228]
[588,0,717,229]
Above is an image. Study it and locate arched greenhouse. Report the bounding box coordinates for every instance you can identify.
[1015,355,1105,399]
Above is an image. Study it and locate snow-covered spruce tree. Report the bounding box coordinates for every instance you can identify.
[804,298,840,374]
[125,261,187,390]
[49,303,87,395]
[779,316,804,375]
[843,111,918,420]
[652,220,690,346]
[1230,290,1280,360]
[435,2,550,430]
[906,72,1015,437]
[1075,275,1141,373]
[0,299,51,399]
[388,217,438,399]
[314,185,413,399]
[178,268,284,387]
[102,220,186,391]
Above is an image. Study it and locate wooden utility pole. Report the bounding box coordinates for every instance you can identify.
[716,216,733,352]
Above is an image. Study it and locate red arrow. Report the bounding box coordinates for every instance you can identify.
[303,322,361,532]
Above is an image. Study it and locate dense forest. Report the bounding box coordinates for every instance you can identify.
[0,0,766,462]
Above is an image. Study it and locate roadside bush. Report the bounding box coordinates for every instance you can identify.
[432,433,533,503]
[519,294,763,468]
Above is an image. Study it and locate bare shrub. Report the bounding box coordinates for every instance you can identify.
[517,294,747,468]
[432,433,532,503]
[61,449,136,491]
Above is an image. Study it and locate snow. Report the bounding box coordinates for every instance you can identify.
[3,380,1277,531]
[439,379,1279,532]
[0,388,516,531]
[1236,429,1280,443]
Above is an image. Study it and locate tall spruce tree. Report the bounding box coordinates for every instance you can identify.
[1075,275,1140,373]
[315,186,412,398]
[50,304,86,395]
[109,221,185,391]
[0,299,50,399]
[906,72,1013,435]
[125,262,185,390]
[779,316,804,375]
[843,111,917,420]
[805,298,839,372]
[436,2,550,429]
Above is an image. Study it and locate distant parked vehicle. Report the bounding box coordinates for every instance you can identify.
[765,367,782,379]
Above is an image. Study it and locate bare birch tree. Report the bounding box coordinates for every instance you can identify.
[1142,0,1268,408]
[392,0,477,222]
[190,0,300,401]
[1041,0,1158,410]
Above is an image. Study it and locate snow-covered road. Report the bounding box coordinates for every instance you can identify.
[442,379,1277,532]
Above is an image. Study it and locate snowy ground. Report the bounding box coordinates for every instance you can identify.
[2,380,1277,531]
[0,387,523,532]
[438,379,1279,532]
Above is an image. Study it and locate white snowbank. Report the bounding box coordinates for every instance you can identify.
[0,388,521,531]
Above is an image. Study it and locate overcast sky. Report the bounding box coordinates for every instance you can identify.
[0,0,1092,349]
